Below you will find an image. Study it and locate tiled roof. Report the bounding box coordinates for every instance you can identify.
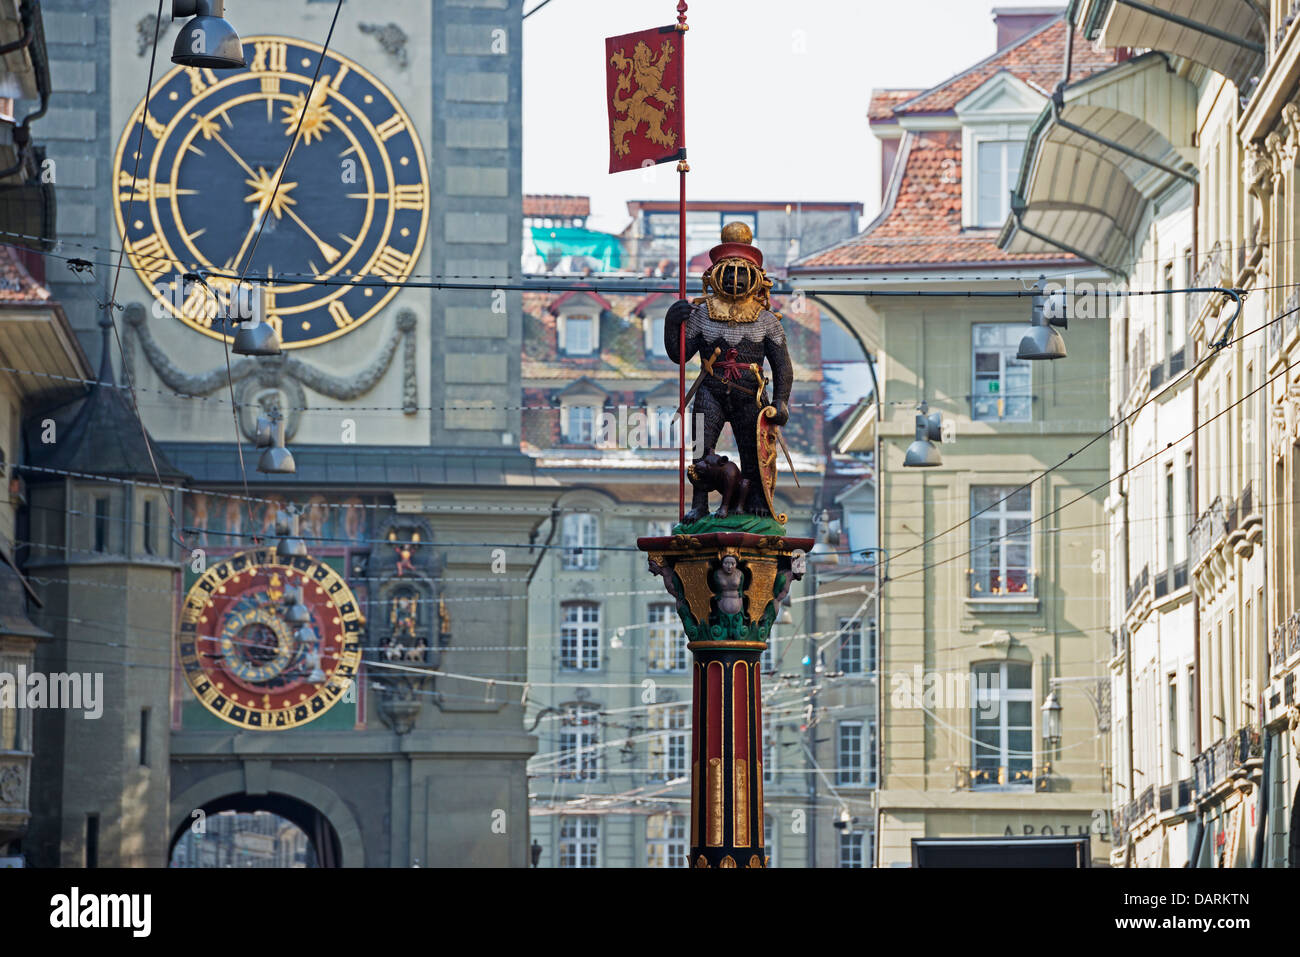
[524,194,591,218]
[795,17,1116,272]
[0,246,52,304]
[895,17,1114,115]
[869,89,922,123]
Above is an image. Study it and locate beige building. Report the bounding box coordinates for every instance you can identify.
[792,9,1116,866]
[518,198,877,865]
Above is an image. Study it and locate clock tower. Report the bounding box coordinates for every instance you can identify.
[26,0,546,867]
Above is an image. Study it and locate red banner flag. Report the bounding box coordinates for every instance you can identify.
[605,25,685,173]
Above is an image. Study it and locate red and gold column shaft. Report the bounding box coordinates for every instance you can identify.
[688,642,766,867]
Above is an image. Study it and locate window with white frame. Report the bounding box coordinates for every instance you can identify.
[646,519,674,538]
[648,704,689,781]
[559,601,601,670]
[652,404,678,449]
[562,404,597,444]
[975,139,1024,227]
[838,830,865,868]
[648,315,668,359]
[970,486,1032,596]
[971,661,1034,787]
[561,312,596,356]
[559,816,600,867]
[647,603,686,672]
[837,618,863,674]
[558,723,600,781]
[972,324,1032,421]
[645,813,687,868]
[561,513,599,570]
[836,720,865,786]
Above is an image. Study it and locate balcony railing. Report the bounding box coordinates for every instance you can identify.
[1149,362,1165,392]
[1158,784,1173,812]
[1192,242,1225,318]
[1192,725,1260,796]
[1275,612,1300,667]
[1239,480,1254,523]
[1125,564,1149,611]
[1169,346,1186,376]
[1190,496,1227,564]
[966,569,1036,599]
[1177,777,1193,809]
[955,764,1051,791]
[1139,784,1155,816]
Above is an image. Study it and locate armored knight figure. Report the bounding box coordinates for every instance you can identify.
[665,222,793,522]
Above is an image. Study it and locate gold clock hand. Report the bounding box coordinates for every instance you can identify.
[282,206,342,265]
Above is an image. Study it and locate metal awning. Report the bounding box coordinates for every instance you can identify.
[998,52,1199,273]
[1078,0,1266,90]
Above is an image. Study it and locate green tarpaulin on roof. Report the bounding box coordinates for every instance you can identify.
[529,226,622,271]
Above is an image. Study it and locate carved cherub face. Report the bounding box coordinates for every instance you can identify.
[791,550,807,576]
[721,556,738,574]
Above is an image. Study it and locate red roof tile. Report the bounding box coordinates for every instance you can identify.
[524,194,590,218]
[795,17,1116,272]
[869,89,922,123]
[895,17,1114,115]
[0,246,52,304]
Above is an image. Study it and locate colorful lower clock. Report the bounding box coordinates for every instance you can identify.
[178,548,364,730]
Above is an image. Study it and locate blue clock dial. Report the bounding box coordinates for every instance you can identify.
[114,36,430,348]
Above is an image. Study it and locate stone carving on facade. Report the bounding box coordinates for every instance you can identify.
[137,15,167,57]
[359,22,409,69]
[123,305,419,441]
[368,515,451,732]
[0,762,23,807]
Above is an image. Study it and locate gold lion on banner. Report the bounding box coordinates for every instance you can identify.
[609,38,679,156]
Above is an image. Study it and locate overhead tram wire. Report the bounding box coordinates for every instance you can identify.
[884,351,1300,588]
[861,291,1294,579]
[97,0,190,553]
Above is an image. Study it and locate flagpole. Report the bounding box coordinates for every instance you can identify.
[676,0,689,520]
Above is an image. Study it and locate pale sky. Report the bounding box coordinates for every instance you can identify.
[522,0,1065,233]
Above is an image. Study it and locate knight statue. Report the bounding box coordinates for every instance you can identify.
[665,222,793,524]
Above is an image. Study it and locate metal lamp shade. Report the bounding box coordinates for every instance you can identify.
[904,438,941,467]
[257,445,296,474]
[172,16,245,69]
[1017,324,1067,360]
[276,536,308,561]
[232,319,282,357]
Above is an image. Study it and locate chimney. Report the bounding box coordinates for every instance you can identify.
[993,6,1063,50]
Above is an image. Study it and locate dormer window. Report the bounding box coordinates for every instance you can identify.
[563,404,596,444]
[976,140,1024,227]
[954,72,1042,229]
[647,314,668,359]
[559,311,597,356]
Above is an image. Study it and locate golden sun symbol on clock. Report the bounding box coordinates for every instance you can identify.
[113,36,430,349]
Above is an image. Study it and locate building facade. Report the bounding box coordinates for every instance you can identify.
[792,9,1117,867]
[519,196,875,866]
[13,0,548,868]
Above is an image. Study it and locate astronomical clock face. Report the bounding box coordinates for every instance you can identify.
[113,36,429,348]
[178,549,363,731]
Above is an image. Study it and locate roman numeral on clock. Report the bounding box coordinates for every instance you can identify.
[117,171,171,203]
[328,300,354,329]
[251,40,288,73]
[260,76,280,95]
[128,232,173,285]
[373,245,412,277]
[375,114,407,142]
[391,184,427,211]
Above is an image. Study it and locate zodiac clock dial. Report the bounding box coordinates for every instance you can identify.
[113,36,429,348]
[178,549,364,731]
